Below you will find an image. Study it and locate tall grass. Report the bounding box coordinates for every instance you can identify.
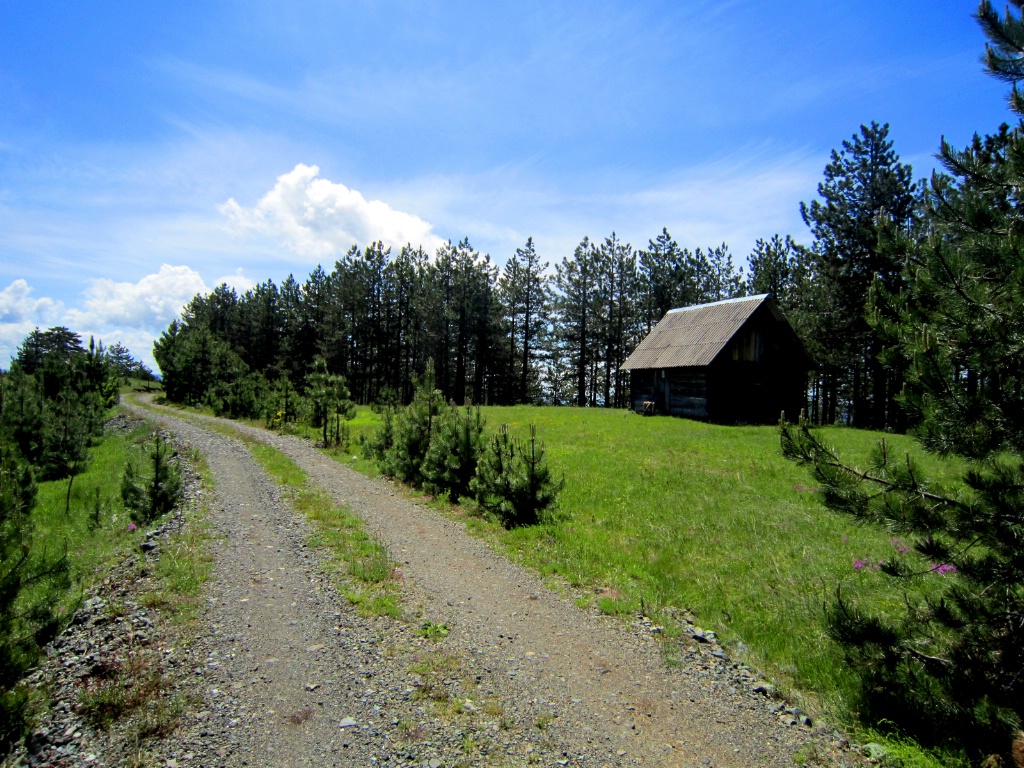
[469,408,963,716]
[342,404,964,725]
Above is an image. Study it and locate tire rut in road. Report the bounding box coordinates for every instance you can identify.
[132,399,856,767]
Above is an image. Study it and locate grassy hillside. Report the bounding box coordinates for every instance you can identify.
[334,405,964,727]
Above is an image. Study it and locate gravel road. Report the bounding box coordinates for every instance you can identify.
[123,398,859,767]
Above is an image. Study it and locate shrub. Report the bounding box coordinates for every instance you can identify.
[422,405,485,502]
[471,424,563,528]
[378,363,445,486]
[121,434,182,525]
[304,357,355,447]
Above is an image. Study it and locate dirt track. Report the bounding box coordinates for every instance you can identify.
[124,397,855,767]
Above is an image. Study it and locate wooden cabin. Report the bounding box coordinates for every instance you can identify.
[620,294,811,424]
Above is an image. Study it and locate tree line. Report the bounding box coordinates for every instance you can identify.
[154,120,924,431]
[153,232,748,415]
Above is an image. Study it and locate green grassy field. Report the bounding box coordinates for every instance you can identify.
[333,406,964,725]
[27,412,213,622]
[157,398,968,764]
[31,418,153,607]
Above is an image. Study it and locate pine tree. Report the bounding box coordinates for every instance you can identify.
[499,238,550,404]
[379,362,446,486]
[745,235,809,309]
[800,122,917,428]
[421,405,486,502]
[697,244,745,302]
[783,5,1024,760]
[555,237,604,406]
[638,228,693,332]
[471,424,563,527]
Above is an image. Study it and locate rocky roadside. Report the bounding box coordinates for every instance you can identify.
[3,422,205,768]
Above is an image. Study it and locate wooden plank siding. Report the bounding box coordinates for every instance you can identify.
[623,295,811,425]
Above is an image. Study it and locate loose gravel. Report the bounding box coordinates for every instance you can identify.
[10,399,868,767]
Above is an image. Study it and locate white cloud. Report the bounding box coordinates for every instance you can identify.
[0,279,64,325]
[0,267,213,372]
[64,264,208,329]
[220,164,446,260]
[0,280,67,367]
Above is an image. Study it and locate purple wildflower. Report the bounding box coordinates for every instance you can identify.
[854,558,864,570]
[891,538,911,555]
[930,563,957,575]
[128,522,137,532]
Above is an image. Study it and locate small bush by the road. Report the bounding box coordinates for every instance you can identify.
[422,405,485,502]
[368,365,561,525]
[121,434,182,525]
[378,364,445,487]
[471,424,563,528]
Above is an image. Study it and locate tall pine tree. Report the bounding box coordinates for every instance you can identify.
[801,122,917,428]
[783,4,1024,760]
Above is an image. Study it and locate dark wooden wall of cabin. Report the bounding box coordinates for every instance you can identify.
[628,310,808,424]
[629,368,709,419]
[705,362,805,424]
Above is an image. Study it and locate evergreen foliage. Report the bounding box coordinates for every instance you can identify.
[470,424,563,528]
[0,441,69,748]
[379,363,446,486]
[1,328,117,480]
[421,404,486,502]
[744,234,811,310]
[304,357,356,446]
[152,229,753,411]
[783,4,1024,760]
[800,122,918,429]
[363,405,395,462]
[498,237,550,404]
[0,328,148,748]
[121,434,183,525]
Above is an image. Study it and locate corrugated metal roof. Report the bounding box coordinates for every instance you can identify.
[620,294,770,370]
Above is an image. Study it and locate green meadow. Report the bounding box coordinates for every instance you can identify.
[333,405,963,727]
[31,419,153,607]
[28,413,212,623]
[159,398,967,763]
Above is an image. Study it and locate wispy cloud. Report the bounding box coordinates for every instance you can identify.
[372,144,823,264]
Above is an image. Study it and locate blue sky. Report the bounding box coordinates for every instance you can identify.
[0,1,1013,369]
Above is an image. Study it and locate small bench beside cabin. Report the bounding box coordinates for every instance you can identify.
[620,294,811,425]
